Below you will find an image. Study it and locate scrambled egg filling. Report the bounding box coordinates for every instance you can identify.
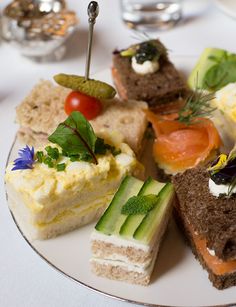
[214,83,236,122]
[5,136,140,226]
[211,82,236,144]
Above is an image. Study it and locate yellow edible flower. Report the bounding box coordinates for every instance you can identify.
[208,154,228,172]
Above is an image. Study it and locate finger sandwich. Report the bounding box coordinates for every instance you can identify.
[173,163,236,289]
[112,39,188,112]
[90,176,174,285]
[16,80,148,155]
[5,113,142,241]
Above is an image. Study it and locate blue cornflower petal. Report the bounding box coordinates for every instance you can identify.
[12,146,35,171]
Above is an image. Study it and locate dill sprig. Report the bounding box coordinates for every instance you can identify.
[178,91,216,125]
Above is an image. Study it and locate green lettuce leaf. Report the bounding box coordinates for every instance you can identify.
[48,111,98,164]
[204,60,236,91]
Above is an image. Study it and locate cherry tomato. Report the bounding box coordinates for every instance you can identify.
[64,91,102,120]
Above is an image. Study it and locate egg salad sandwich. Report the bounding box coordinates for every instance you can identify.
[16,74,148,155]
[5,111,142,241]
[209,82,236,149]
[90,176,175,285]
[173,151,236,289]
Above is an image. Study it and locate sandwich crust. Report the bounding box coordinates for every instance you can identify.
[172,167,236,289]
[16,81,148,155]
[91,261,150,286]
[174,204,236,289]
[173,167,236,262]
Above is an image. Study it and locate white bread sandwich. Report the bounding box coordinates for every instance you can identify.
[5,112,142,241]
[16,80,148,155]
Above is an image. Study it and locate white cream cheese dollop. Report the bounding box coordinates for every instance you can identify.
[208,178,236,197]
[131,56,159,75]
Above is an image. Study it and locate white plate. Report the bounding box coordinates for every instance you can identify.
[5,58,236,307]
[215,0,236,19]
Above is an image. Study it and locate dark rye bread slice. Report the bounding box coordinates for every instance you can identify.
[172,167,236,261]
[112,43,188,110]
[174,203,236,289]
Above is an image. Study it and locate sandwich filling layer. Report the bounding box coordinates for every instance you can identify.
[186,218,236,276]
[5,137,140,240]
[91,244,158,274]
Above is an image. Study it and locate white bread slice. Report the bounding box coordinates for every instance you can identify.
[8,192,107,241]
[16,80,148,154]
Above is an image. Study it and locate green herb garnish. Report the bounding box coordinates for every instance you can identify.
[203,52,236,91]
[48,111,98,164]
[45,146,59,160]
[43,156,54,168]
[95,137,121,156]
[94,137,108,155]
[47,111,121,166]
[121,194,157,215]
[56,163,66,172]
[178,91,216,125]
[78,152,93,162]
[69,155,79,162]
[36,151,44,163]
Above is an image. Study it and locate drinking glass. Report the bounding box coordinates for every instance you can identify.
[120,0,182,30]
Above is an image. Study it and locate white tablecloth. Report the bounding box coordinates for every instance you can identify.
[1,1,236,306]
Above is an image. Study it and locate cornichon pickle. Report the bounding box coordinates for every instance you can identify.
[120,48,136,57]
[54,74,116,99]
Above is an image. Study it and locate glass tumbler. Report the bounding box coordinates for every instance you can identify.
[120,0,182,30]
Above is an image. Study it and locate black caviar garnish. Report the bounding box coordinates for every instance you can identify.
[135,42,160,64]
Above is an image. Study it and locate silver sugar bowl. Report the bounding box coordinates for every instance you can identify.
[1,0,78,61]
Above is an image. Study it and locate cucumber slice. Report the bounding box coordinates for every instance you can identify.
[188,48,232,90]
[119,178,165,239]
[133,183,174,244]
[54,74,116,99]
[95,176,143,235]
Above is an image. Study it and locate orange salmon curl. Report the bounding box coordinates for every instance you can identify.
[145,110,222,174]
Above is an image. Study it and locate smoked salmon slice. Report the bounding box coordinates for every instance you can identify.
[145,110,221,173]
[188,223,236,276]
